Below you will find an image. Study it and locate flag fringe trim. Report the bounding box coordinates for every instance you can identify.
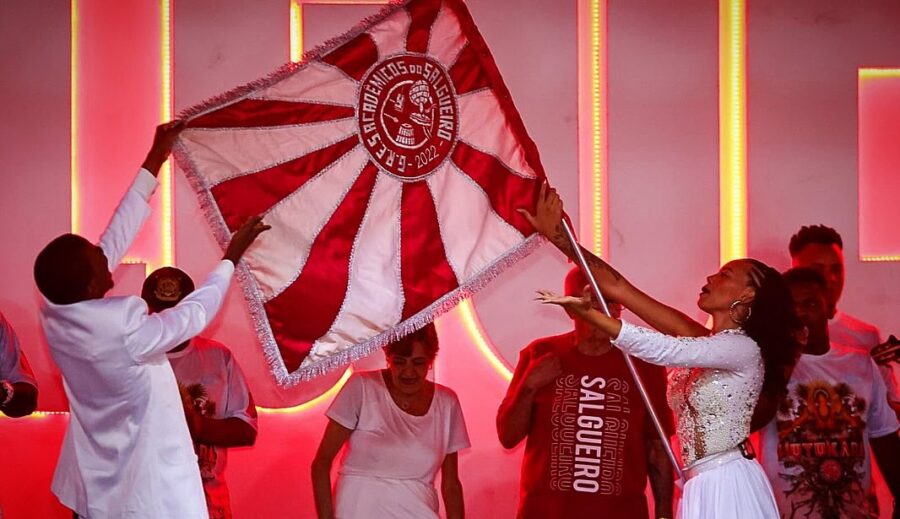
[269,233,544,386]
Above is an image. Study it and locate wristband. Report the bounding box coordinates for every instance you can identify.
[0,380,13,406]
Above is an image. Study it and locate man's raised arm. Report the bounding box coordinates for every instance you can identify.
[99,121,185,267]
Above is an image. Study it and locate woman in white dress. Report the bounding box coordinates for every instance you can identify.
[522,184,799,519]
[311,323,469,519]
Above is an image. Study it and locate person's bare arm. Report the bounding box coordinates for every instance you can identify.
[870,432,900,519]
[312,419,353,519]
[496,347,561,449]
[441,452,465,519]
[223,215,271,264]
[520,184,708,338]
[184,412,257,447]
[646,439,674,519]
[141,120,185,177]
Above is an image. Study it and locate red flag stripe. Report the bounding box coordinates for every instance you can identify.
[451,140,538,236]
[211,136,359,231]
[321,33,379,81]
[448,43,490,95]
[400,181,459,319]
[264,163,380,373]
[405,0,442,54]
[187,99,354,129]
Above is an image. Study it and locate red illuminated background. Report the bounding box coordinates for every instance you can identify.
[1,1,898,517]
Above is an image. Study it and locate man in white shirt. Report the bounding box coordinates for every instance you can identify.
[789,224,900,418]
[141,266,258,519]
[758,267,900,519]
[0,310,38,417]
[33,121,269,519]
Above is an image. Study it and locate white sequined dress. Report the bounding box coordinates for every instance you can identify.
[612,320,779,519]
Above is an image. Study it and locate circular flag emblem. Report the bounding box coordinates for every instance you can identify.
[358,54,459,181]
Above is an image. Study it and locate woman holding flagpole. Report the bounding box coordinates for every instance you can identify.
[520,184,799,518]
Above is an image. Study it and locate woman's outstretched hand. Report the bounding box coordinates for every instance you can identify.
[537,290,624,339]
[535,290,591,314]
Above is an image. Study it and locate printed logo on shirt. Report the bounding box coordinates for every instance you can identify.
[549,374,630,495]
[181,383,220,481]
[776,380,870,519]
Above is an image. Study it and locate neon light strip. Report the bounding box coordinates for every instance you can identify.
[159,0,174,269]
[290,0,303,62]
[0,410,69,421]
[590,0,606,256]
[858,68,900,262]
[458,301,512,382]
[576,0,606,256]
[258,368,352,414]
[859,68,900,80]
[861,255,900,262]
[718,0,746,263]
[70,0,80,234]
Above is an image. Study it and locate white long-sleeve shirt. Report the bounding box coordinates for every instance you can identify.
[42,169,233,518]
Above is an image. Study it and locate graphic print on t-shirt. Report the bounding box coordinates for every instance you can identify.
[181,382,219,482]
[776,380,868,519]
[549,374,630,495]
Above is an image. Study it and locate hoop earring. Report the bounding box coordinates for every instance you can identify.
[729,299,751,326]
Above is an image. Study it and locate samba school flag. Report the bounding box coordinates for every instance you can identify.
[173,0,547,385]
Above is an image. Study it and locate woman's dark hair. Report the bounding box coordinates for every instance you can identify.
[743,259,801,432]
[384,323,439,360]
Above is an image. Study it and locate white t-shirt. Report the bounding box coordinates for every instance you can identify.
[168,337,258,519]
[830,310,900,404]
[758,343,900,519]
[326,370,470,519]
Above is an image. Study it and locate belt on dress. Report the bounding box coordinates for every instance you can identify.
[683,439,756,482]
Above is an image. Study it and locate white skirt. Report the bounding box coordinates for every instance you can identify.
[679,455,779,519]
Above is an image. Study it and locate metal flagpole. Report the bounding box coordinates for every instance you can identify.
[560,218,685,481]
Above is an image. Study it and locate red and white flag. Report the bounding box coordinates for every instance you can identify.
[174,0,547,385]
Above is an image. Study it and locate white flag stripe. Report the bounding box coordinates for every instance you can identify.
[181,119,358,187]
[367,8,412,59]
[427,4,467,70]
[457,90,538,179]
[251,61,358,105]
[303,174,405,367]
[245,146,370,300]
[427,161,525,281]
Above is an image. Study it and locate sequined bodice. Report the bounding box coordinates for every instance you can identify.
[611,322,764,466]
[668,358,762,465]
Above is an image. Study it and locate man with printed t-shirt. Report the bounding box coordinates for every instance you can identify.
[757,267,900,519]
[789,225,900,418]
[497,267,675,519]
